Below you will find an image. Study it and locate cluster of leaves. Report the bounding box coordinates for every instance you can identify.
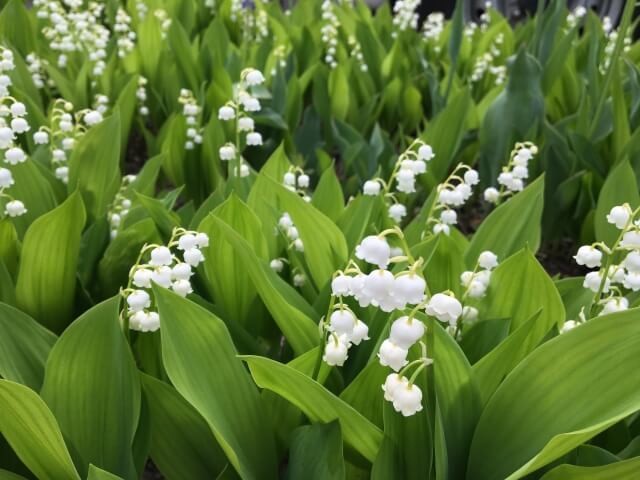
[1,0,640,479]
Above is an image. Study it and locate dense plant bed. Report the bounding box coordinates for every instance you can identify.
[1,0,640,479]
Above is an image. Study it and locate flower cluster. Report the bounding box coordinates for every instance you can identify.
[154,9,172,39]
[424,163,480,237]
[484,142,537,204]
[320,0,340,69]
[34,0,110,77]
[282,168,311,201]
[571,204,640,324]
[601,29,632,73]
[122,228,209,332]
[470,34,506,86]
[137,76,149,116]
[422,12,445,49]
[93,94,109,115]
[455,251,499,330]
[217,68,265,177]
[178,89,203,150]
[26,53,49,89]
[392,0,420,34]
[566,5,587,29]
[34,99,104,183]
[135,1,148,21]
[348,36,368,72]
[269,44,288,78]
[276,212,304,254]
[0,49,28,219]
[363,139,435,224]
[108,175,136,239]
[114,7,136,58]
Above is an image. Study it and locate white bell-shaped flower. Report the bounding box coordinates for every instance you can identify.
[623,252,640,273]
[331,274,352,296]
[606,205,631,229]
[560,319,578,334]
[278,213,293,229]
[270,259,284,272]
[219,144,236,160]
[4,200,26,217]
[349,320,370,345]
[283,172,296,187]
[150,246,173,266]
[364,269,395,299]
[378,339,409,371]
[329,309,356,335]
[440,209,457,225]
[600,297,629,315]
[245,68,265,86]
[297,174,310,188]
[218,105,235,121]
[178,233,198,251]
[140,311,161,332]
[10,102,26,117]
[246,132,262,146]
[132,268,153,288]
[392,383,423,417]
[83,110,103,126]
[425,293,462,326]
[389,203,407,223]
[10,117,29,133]
[621,231,640,250]
[433,223,450,235]
[623,272,640,291]
[463,169,479,185]
[484,187,500,203]
[0,167,14,188]
[417,144,434,161]
[5,147,26,165]
[363,180,381,195]
[238,116,254,131]
[389,316,425,349]
[574,246,602,268]
[172,279,193,297]
[478,251,499,270]
[382,373,408,401]
[183,248,204,266]
[583,271,610,293]
[127,290,151,312]
[355,236,391,268]
[151,266,173,288]
[194,232,209,248]
[323,335,349,366]
[394,273,426,305]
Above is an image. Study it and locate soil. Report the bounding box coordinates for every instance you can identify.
[143,460,164,480]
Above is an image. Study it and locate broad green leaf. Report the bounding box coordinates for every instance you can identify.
[205,215,318,355]
[595,160,640,246]
[243,355,384,463]
[15,191,86,332]
[478,49,544,183]
[249,173,348,289]
[431,320,481,480]
[0,0,36,54]
[140,374,229,479]
[472,249,564,402]
[328,66,350,121]
[312,166,345,221]
[41,298,140,479]
[87,465,124,480]
[199,194,267,325]
[135,192,181,238]
[541,456,640,479]
[68,111,121,222]
[0,303,56,390]
[467,309,640,480]
[154,286,278,479]
[0,380,79,480]
[287,422,346,480]
[465,176,545,266]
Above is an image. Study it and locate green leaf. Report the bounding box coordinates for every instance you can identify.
[465,176,545,266]
[243,355,383,463]
[87,465,124,480]
[312,167,345,221]
[154,286,278,479]
[541,456,640,480]
[467,309,640,480]
[250,174,348,290]
[0,380,79,480]
[0,0,36,55]
[472,249,564,403]
[595,160,640,246]
[41,298,140,479]
[287,422,346,480]
[68,111,121,222]
[479,49,544,182]
[15,191,86,332]
[0,303,56,390]
[140,374,229,479]
[199,194,267,325]
[328,66,350,121]
[204,215,318,355]
[431,320,481,480]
